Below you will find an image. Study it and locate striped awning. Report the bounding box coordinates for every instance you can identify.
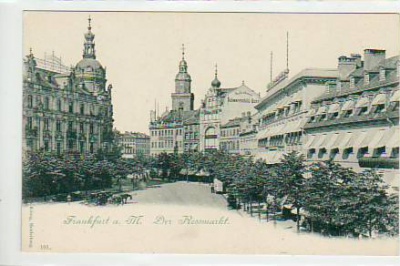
[309,134,328,149]
[355,97,370,108]
[290,91,302,103]
[281,118,305,134]
[324,133,341,150]
[390,90,400,102]
[316,106,328,115]
[375,129,393,148]
[371,93,387,105]
[385,128,399,150]
[308,108,317,116]
[360,129,386,149]
[305,135,316,148]
[341,100,355,111]
[328,103,341,114]
[343,131,368,150]
[333,132,353,150]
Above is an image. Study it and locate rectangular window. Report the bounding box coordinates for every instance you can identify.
[44,97,50,110]
[69,102,73,113]
[80,122,84,133]
[57,100,62,112]
[68,139,74,150]
[27,117,33,130]
[56,142,61,155]
[56,120,62,132]
[90,143,94,153]
[80,104,85,115]
[90,123,94,134]
[28,95,33,108]
[44,118,49,130]
[44,140,49,151]
[80,141,85,153]
[68,121,73,132]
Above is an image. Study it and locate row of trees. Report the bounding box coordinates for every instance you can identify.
[23,148,398,237]
[156,150,399,237]
[22,150,152,201]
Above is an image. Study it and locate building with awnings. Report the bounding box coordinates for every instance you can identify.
[255,68,338,164]
[304,49,399,189]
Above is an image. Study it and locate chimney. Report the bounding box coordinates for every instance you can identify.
[338,56,357,80]
[350,53,362,68]
[363,49,386,71]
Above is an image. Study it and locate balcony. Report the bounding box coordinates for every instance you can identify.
[358,157,399,169]
[304,110,399,129]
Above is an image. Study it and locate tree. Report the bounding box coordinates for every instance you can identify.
[351,169,393,237]
[278,151,306,232]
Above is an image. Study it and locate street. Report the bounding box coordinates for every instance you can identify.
[132,181,226,208]
[22,182,399,255]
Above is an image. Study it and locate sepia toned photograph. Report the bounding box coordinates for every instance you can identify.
[21,11,399,255]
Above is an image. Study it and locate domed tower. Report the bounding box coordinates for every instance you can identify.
[172,44,194,112]
[75,17,106,94]
[211,63,221,89]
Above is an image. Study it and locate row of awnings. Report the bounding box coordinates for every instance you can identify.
[263,91,303,115]
[305,127,399,151]
[257,118,307,140]
[310,90,400,116]
[276,91,302,109]
[255,151,285,164]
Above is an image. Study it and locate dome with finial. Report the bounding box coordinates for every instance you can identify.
[211,64,221,88]
[76,16,103,72]
[175,44,191,82]
[75,16,106,94]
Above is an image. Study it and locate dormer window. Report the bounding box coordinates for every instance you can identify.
[364,73,370,85]
[379,68,386,82]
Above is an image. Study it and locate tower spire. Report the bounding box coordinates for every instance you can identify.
[214,63,218,78]
[83,15,96,59]
[181,43,185,60]
[88,15,92,31]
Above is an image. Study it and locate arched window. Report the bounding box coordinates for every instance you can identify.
[205,127,217,150]
[68,101,74,113]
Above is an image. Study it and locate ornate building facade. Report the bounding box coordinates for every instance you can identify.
[199,68,261,151]
[304,49,399,188]
[23,18,114,156]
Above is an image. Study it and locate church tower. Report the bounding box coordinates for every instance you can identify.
[171,44,194,112]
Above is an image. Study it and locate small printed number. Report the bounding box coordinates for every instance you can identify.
[40,244,51,250]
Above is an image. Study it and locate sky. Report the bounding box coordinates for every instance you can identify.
[24,12,400,134]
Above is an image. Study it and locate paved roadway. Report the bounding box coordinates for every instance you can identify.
[22,181,399,255]
[132,181,227,208]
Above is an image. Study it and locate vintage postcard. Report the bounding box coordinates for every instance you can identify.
[20,10,399,256]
